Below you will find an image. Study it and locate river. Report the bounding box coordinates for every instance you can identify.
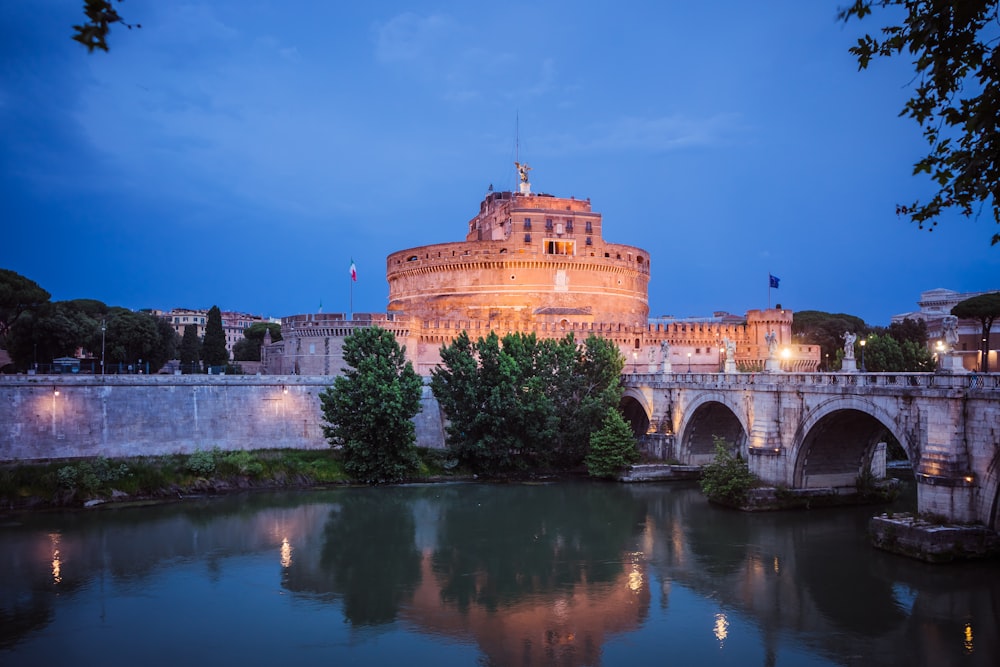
[1,480,997,666]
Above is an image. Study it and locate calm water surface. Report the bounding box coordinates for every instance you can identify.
[1,481,997,666]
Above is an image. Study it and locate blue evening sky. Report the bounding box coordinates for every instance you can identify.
[2,1,997,325]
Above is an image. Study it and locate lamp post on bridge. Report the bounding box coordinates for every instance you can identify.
[860,338,866,373]
[101,319,106,375]
[687,352,692,374]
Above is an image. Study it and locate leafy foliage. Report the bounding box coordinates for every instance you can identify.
[792,310,867,370]
[585,409,640,478]
[951,291,1000,371]
[201,305,229,369]
[699,437,758,506]
[841,1,1000,245]
[859,332,935,372]
[233,322,282,361]
[72,0,140,52]
[430,332,623,474]
[320,326,423,484]
[0,269,50,347]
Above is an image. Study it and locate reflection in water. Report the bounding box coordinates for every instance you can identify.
[48,532,62,585]
[713,612,729,644]
[280,537,292,568]
[0,482,998,666]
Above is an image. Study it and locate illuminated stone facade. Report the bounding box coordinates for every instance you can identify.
[263,179,819,375]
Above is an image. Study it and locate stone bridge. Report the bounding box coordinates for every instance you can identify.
[620,372,1000,529]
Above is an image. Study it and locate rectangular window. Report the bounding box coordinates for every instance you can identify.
[524,218,532,230]
[585,237,592,246]
[566,220,574,232]
[524,233,532,243]
[545,219,554,230]
[545,240,575,255]
[585,221,593,233]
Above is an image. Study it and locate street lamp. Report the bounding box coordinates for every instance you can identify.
[632,351,638,374]
[860,338,867,372]
[825,353,829,372]
[687,352,692,374]
[100,319,106,375]
[781,347,791,372]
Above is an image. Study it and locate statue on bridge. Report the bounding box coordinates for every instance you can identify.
[723,337,737,373]
[764,330,778,358]
[942,315,959,353]
[660,340,672,373]
[843,331,857,360]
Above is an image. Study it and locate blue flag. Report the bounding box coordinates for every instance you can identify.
[769,274,780,289]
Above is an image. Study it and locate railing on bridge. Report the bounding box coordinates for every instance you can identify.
[622,371,1000,390]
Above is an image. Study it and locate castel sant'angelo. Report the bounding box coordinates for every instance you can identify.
[262,165,819,375]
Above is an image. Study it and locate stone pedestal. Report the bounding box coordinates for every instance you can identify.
[938,353,967,373]
[841,358,858,373]
[764,357,781,373]
[662,361,672,374]
[519,181,531,195]
[724,359,737,374]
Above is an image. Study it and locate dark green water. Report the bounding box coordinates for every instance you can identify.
[1,482,997,666]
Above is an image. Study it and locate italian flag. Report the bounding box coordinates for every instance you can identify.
[350,259,357,282]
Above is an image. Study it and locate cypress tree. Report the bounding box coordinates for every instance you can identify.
[179,324,201,373]
[201,305,228,370]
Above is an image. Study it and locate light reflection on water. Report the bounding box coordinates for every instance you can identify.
[0,482,997,666]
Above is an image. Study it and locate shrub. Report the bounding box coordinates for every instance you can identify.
[187,448,218,476]
[220,450,264,477]
[699,436,758,506]
[585,409,639,479]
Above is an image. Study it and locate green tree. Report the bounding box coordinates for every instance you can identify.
[319,326,423,484]
[104,308,160,371]
[0,269,50,348]
[792,310,867,370]
[179,324,201,372]
[951,292,1000,371]
[233,322,282,362]
[201,306,228,370]
[699,437,758,507]
[841,1,1000,246]
[5,299,109,371]
[431,332,624,473]
[73,0,140,52]
[585,409,639,479]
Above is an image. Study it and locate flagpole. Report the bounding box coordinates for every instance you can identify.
[767,272,770,310]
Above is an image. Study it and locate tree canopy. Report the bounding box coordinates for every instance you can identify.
[430,332,624,474]
[233,322,282,362]
[951,291,1000,371]
[319,326,423,484]
[792,310,867,369]
[0,269,50,347]
[841,1,1000,245]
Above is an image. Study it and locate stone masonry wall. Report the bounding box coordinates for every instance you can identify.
[0,376,447,463]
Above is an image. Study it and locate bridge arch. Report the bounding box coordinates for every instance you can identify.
[792,398,911,490]
[676,393,749,465]
[620,387,653,437]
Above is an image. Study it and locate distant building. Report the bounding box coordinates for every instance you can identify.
[892,287,1000,371]
[159,308,272,358]
[263,170,820,375]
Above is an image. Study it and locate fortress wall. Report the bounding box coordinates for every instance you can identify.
[0,376,447,463]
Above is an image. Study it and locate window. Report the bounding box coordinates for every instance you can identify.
[585,237,592,246]
[585,221,593,233]
[524,218,532,230]
[545,218,554,230]
[566,220,574,232]
[545,240,575,255]
[524,233,532,243]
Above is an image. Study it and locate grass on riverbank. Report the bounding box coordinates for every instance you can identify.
[0,447,463,511]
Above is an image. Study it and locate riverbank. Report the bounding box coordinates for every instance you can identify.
[0,447,470,513]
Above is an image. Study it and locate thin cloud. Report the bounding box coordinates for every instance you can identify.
[540,114,744,155]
